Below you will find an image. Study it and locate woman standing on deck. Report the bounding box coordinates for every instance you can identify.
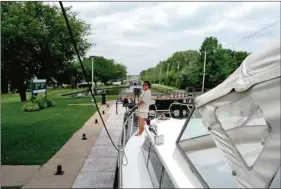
[135,81,152,136]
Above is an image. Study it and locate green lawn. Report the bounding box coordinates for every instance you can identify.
[1,89,118,165]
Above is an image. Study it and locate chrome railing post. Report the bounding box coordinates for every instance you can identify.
[129,113,134,137]
[122,126,126,147]
[117,144,122,189]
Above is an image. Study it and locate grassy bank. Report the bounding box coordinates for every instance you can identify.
[151,84,175,93]
[1,89,117,165]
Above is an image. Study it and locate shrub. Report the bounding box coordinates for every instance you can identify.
[34,96,48,109]
[45,98,56,107]
[22,94,56,112]
[22,102,40,112]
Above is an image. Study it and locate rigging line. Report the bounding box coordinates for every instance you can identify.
[59,1,118,151]
[224,20,280,48]
[226,20,280,47]
[143,143,157,154]
[231,30,277,50]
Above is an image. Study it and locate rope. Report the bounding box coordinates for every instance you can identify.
[59,1,118,151]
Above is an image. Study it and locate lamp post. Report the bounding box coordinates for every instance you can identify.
[201,51,207,93]
[89,55,97,101]
[166,62,169,80]
[176,61,180,88]
[154,68,156,84]
[159,66,162,84]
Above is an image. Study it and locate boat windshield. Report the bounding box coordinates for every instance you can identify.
[177,95,271,188]
[179,108,208,140]
[177,107,239,188]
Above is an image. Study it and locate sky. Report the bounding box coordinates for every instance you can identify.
[49,2,280,75]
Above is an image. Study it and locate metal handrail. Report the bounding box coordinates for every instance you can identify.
[168,102,194,119]
[129,114,134,138]
[117,109,137,189]
[122,110,137,144]
[149,103,158,120]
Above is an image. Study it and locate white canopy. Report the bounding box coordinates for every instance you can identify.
[191,39,280,188]
[195,39,280,108]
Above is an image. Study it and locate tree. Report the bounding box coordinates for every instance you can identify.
[140,70,145,80]
[198,37,227,89]
[199,36,222,56]
[93,57,115,85]
[141,67,155,83]
[1,2,91,101]
[231,51,249,72]
[57,62,81,88]
[156,50,200,88]
[139,36,249,90]
[113,63,127,81]
[80,56,127,86]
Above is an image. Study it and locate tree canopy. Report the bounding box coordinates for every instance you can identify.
[1,2,127,101]
[79,56,127,86]
[1,2,92,100]
[141,36,249,90]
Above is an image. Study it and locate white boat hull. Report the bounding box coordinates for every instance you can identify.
[122,132,153,188]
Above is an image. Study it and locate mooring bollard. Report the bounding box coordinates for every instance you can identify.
[82,134,87,140]
[95,119,98,123]
[102,110,105,114]
[101,90,106,105]
[55,165,64,175]
[107,104,110,107]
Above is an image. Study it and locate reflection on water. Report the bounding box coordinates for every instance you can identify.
[68,88,122,97]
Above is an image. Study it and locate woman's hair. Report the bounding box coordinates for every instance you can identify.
[144,81,151,88]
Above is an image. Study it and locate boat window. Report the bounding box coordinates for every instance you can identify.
[147,145,163,188]
[141,136,151,165]
[215,95,270,167]
[179,108,209,140]
[141,136,175,188]
[160,168,175,188]
[178,108,238,188]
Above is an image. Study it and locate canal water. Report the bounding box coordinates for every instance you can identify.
[66,87,162,97]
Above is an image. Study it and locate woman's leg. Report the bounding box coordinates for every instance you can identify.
[136,113,145,136]
[139,117,145,134]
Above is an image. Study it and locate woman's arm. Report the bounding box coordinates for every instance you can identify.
[136,100,144,107]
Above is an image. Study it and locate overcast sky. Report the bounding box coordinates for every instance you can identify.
[51,2,280,75]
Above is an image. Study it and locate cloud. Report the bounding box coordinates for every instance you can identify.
[51,2,280,74]
[223,2,277,19]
